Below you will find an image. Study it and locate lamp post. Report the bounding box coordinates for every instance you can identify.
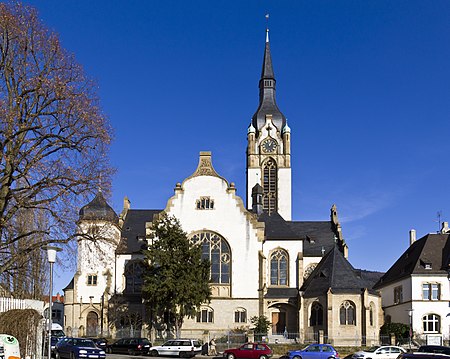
[408,309,414,351]
[43,246,62,359]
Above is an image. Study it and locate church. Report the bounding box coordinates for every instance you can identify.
[63,29,384,346]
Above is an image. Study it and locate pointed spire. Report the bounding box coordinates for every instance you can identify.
[252,20,286,134]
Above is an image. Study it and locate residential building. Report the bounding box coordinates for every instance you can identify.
[374,222,450,344]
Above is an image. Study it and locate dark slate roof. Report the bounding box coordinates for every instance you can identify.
[63,277,74,291]
[79,192,119,223]
[301,246,382,297]
[258,212,299,240]
[252,32,286,133]
[117,209,161,254]
[288,221,337,257]
[265,287,298,299]
[374,233,450,289]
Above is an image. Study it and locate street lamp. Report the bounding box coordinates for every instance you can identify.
[408,309,414,351]
[43,245,62,359]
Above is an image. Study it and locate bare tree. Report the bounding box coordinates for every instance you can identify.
[0,3,113,278]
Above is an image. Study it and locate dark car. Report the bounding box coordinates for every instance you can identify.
[88,338,108,350]
[399,353,450,359]
[223,343,272,359]
[418,347,450,355]
[55,337,106,359]
[107,337,151,355]
[288,344,339,359]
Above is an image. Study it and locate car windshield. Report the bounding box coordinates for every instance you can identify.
[73,339,96,348]
[366,347,380,353]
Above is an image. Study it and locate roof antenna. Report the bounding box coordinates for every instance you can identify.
[436,211,442,232]
[265,13,270,43]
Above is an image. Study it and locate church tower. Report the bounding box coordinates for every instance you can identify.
[247,28,292,220]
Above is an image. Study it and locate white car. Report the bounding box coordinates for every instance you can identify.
[353,346,406,359]
[149,339,202,358]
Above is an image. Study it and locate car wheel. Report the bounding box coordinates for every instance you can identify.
[293,356,302,359]
[107,348,112,354]
[151,350,159,357]
[128,349,137,356]
[70,352,76,359]
[55,352,60,359]
[260,355,268,359]
[227,354,235,359]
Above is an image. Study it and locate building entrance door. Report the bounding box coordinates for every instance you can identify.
[272,312,286,334]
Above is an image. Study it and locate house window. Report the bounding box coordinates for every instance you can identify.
[310,302,323,326]
[124,261,143,294]
[190,232,231,284]
[394,286,403,304]
[339,301,356,325]
[270,249,288,286]
[197,308,214,323]
[234,308,247,323]
[423,314,440,333]
[87,275,97,286]
[423,283,440,300]
[262,159,277,214]
[196,196,214,210]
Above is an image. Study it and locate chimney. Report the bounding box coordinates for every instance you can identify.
[409,229,416,246]
[442,222,449,234]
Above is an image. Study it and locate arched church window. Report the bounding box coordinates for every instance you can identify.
[124,261,144,294]
[369,302,375,326]
[310,302,323,326]
[234,308,247,323]
[270,249,288,286]
[262,159,277,214]
[190,231,231,284]
[339,300,356,325]
[196,307,214,323]
[304,263,318,279]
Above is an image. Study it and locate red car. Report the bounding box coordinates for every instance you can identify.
[223,343,272,359]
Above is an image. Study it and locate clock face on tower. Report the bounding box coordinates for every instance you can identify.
[261,138,278,153]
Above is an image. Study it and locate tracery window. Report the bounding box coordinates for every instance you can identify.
[339,300,356,325]
[310,302,323,326]
[423,314,440,333]
[234,308,247,323]
[124,261,143,293]
[197,307,214,323]
[190,231,231,284]
[270,249,288,286]
[196,196,214,210]
[262,159,277,214]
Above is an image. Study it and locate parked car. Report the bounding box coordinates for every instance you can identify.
[223,343,272,359]
[352,346,406,359]
[418,346,450,355]
[149,339,202,357]
[106,337,151,355]
[399,353,450,359]
[87,338,108,350]
[288,344,339,359]
[55,337,106,359]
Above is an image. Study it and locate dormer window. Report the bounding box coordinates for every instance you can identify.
[196,197,214,210]
[420,259,432,269]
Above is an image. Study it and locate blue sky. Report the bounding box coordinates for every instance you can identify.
[24,1,450,294]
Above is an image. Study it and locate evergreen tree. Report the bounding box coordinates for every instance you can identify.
[142,214,211,338]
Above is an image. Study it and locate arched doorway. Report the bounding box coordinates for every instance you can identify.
[86,311,99,336]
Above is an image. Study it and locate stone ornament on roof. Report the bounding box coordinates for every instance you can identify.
[191,152,221,179]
